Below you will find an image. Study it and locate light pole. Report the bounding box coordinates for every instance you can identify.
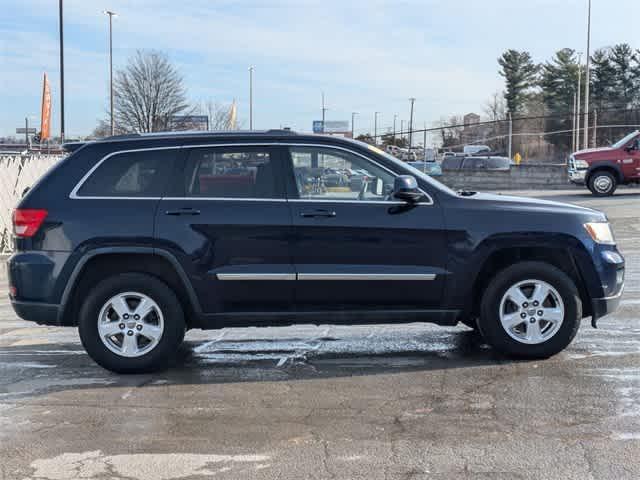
[59,0,65,142]
[374,112,380,145]
[351,112,358,138]
[321,92,328,131]
[103,10,117,136]
[408,98,416,149]
[248,66,254,130]
[583,0,591,149]
[576,51,582,150]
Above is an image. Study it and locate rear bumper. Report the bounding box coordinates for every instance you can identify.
[10,299,61,326]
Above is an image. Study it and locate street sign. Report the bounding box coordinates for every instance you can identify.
[16,128,36,134]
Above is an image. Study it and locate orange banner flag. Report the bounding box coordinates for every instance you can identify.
[40,73,51,141]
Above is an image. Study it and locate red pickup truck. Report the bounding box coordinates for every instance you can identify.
[569,130,640,196]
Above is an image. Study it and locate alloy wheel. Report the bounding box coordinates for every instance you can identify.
[498,279,564,345]
[97,291,164,357]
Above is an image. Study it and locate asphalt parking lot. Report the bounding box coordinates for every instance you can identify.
[1,189,639,480]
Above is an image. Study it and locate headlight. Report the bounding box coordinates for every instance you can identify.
[584,222,616,245]
[574,159,589,169]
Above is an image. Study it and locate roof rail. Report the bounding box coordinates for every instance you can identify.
[265,129,297,135]
[62,142,89,153]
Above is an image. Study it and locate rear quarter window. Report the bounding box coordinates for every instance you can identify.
[75,149,177,198]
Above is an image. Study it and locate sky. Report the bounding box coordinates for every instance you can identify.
[1,0,639,139]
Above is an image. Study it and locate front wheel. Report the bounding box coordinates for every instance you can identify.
[78,273,185,373]
[478,262,582,359]
[588,171,617,196]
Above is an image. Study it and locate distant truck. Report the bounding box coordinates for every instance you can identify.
[569,130,640,196]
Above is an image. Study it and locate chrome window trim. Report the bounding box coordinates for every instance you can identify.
[69,142,434,205]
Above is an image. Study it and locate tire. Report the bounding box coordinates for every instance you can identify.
[478,261,581,359]
[588,171,617,196]
[78,273,185,374]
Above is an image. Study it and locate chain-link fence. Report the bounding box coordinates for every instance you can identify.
[0,153,63,253]
[366,108,640,163]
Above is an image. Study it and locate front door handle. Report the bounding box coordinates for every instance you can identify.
[299,209,336,218]
[165,208,201,216]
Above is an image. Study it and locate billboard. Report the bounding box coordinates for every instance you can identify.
[169,115,209,131]
[313,120,350,134]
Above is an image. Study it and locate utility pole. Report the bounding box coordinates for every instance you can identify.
[592,109,598,147]
[248,66,254,130]
[583,0,591,150]
[374,112,380,145]
[59,0,65,142]
[24,117,29,146]
[351,112,358,138]
[507,112,513,159]
[408,98,415,150]
[423,122,427,160]
[572,92,577,152]
[103,10,117,136]
[393,114,397,145]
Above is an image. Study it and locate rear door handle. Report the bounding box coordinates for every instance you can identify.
[165,208,201,216]
[299,209,336,218]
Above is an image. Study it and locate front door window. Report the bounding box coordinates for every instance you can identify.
[288,146,395,202]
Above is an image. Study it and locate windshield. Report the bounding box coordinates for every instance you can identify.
[612,131,639,149]
[363,143,458,196]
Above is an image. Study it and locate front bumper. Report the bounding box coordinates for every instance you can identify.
[591,290,623,326]
[568,169,587,184]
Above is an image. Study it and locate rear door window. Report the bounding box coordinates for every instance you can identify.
[183,147,282,199]
[76,149,176,197]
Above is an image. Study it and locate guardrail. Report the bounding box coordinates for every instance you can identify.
[0,153,63,253]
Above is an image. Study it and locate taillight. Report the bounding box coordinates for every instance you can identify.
[13,209,48,238]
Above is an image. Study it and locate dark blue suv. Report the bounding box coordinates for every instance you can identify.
[8,131,625,373]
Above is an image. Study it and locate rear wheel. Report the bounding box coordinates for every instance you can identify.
[588,171,617,196]
[78,273,185,373]
[478,262,581,359]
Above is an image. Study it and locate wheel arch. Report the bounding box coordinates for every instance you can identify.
[467,244,592,321]
[58,247,202,328]
[586,163,624,184]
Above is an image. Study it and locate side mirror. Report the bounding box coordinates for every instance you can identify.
[393,175,423,203]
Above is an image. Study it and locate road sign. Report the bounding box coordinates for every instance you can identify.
[16,128,36,134]
[313,120,350,134]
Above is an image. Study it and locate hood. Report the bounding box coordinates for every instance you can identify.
[573,146,616,160]
[467,192,606,221]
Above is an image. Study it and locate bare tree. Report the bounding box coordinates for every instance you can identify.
[113,50,190,133]
[196,100,238,131]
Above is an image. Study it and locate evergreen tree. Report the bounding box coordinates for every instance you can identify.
[539,48,580,151]
[498,50,539,114]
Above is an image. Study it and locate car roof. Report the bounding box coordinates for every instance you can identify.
[66,130,373,153]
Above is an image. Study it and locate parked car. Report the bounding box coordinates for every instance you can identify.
[463,145,491,155]
[569,130,640,196]
[407,161,443,176]
[442,156,511,171]
[9,130,624,373]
